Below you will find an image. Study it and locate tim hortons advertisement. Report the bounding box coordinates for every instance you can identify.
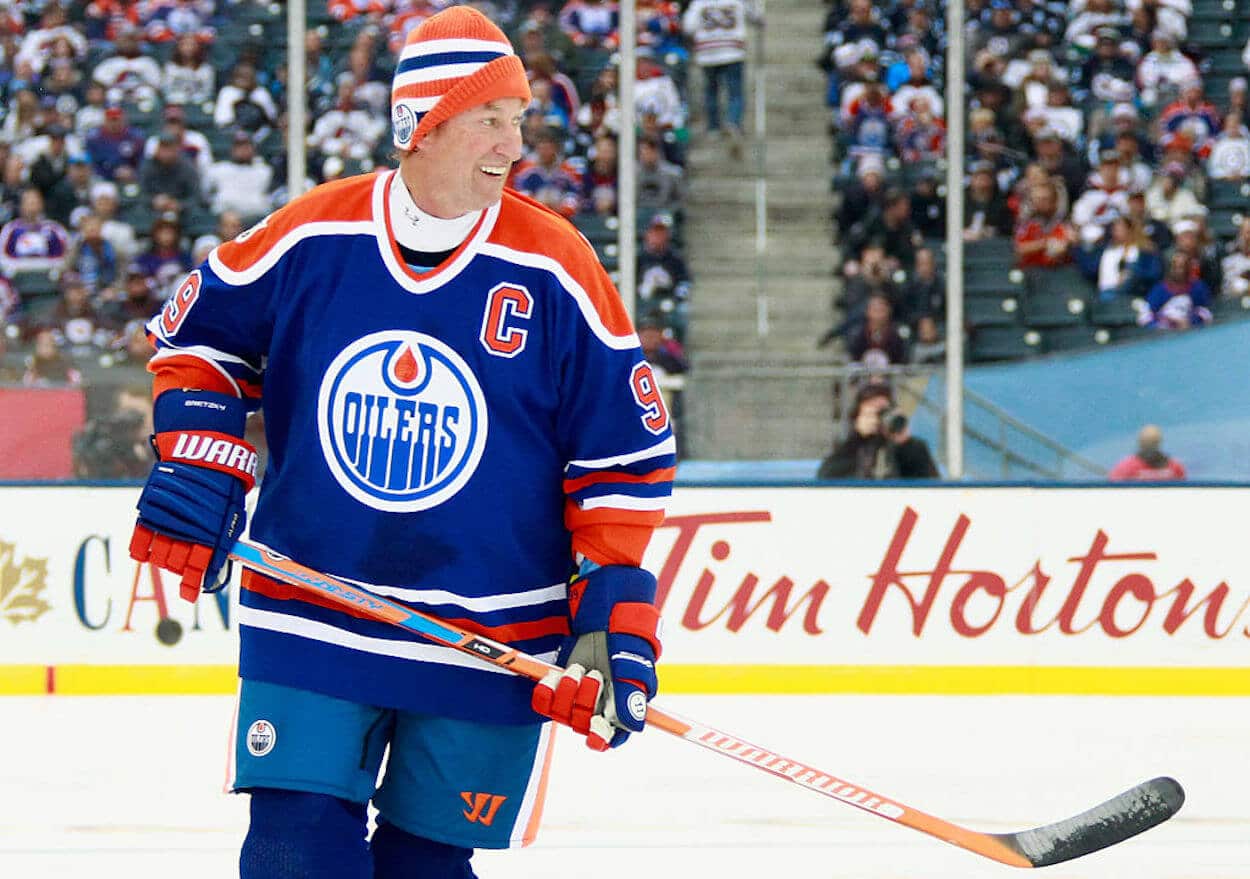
[0,486,1248,673]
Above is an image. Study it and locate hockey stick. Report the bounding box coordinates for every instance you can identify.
[229,538,1184,868]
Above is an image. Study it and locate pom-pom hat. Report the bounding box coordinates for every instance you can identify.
[391,6,532,151]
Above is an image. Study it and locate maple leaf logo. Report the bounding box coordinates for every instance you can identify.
[0,540,51,624]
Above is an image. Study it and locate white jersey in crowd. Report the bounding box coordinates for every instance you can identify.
[681,0,759,67]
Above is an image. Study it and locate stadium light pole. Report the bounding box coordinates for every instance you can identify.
[944,0,965,479]
[287,0,308,200]
[618,0,637,320]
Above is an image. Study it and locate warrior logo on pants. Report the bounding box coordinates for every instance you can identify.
[318,331,489,512]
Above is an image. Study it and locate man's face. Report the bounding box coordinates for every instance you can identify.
[19,190,42,220]
[644,225,669,251]
[412,98,525,217]
[638,326,662,356]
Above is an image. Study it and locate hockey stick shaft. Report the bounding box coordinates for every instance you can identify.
[229,539,1181,868]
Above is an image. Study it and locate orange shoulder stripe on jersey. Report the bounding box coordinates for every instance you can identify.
[562,466,677,495]
[490,189,636,338]
[149,353,245,401]
[213,173,376,276]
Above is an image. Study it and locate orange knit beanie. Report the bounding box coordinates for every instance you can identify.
[390,6,533,151]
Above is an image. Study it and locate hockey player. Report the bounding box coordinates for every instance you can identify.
[128,7,674,878]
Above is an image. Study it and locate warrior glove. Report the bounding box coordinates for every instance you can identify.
[532,563,662,751]
[129,390,257,602]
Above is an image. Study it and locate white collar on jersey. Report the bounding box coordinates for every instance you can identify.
[388,171,482,253]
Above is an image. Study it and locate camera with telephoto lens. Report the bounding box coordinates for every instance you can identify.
[881,407,908,436]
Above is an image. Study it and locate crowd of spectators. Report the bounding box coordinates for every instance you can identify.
[822,0,1250,368]
[0,0,698,472]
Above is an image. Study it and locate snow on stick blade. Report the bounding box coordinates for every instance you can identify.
[1001,777,1185,868]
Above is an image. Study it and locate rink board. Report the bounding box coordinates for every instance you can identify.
[0,484,1247,695]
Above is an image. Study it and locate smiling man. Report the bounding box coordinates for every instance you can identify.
[128,7,674,879]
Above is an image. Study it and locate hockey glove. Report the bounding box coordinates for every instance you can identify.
[129,390,257,602]
[532,563,662,751]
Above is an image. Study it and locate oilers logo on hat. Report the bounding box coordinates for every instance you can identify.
[317,331,488,512]
[393,103,416,147]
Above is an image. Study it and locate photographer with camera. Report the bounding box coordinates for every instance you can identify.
[817,383,939,480]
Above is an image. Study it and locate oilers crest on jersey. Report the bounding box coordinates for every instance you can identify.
[145,170,675,724]
[318,330,488,512]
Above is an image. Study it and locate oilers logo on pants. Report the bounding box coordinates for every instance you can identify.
[317,330,489,512]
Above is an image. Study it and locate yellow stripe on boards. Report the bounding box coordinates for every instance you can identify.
[658,665,1250,697]
[0,664,1246,696]
[50,665,238,695]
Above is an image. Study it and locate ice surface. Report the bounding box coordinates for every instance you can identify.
[0,694,1243,878]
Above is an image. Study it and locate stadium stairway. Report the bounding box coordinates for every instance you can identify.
[680,0,836,459]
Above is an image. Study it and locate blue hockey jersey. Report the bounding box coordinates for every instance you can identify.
[147,170,675,724]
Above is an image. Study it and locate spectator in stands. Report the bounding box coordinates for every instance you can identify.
[511,128,582,218]
[1170,217,1222,292]
[309,80,388,162]
[76,83,108,135]
[104,261,162,328]
[203,131,274,220]
[0,188,70,276]
[2,87,42,146]
[1137,29,1198,110]
[525,77,572,133]
[1032,128,1087,203]
[214,61,278,133]
[1014,179,1075,268]
[1161,79,1221,158]
[1080,215,1161,303]
[93,26,161,104]
[85,105,146,182]
[1207,113,1250,180]
[1071,149,1132,245]
[514,3,578,68]
[162,33,216,106]
[574,65,621,143]
[22,327,82,387]
[898,245,944,327]
[1145,162,1204,227]
[192,234,220,266]
[634,48,685,134]
[27,125,74,202]
[144,105,213,179]
[1140,251,1212,328]
[41,152,92,228]
[18,3,87,74]
[1125,187,1172,252]
[1114,131,1156,194]
[142,0,214,44]
[817,383,938,479]
[638,315,688,377]
[580,133,618,215]
[337,39,391,117]
[910,314,945,365]
[972,0,1031,60]
[139,132,202,216]
[908,171,945,239]
[842,78,894,157]
[1087,103,1150,167]
[849,188,919,270]
[48,272,110,358]
[1109,425,1186,481]
[90,181,138,265]
[682,0,756,156]
[847,293,906,366]
[637,213,691,328]
[217,209,244,243]
[636,134,684,215]
[964,161,1014,241]
[559,0,619,49]
[135,213,192,299]
[1220,218,1250,298]
[525,53,581,127]
[68,213,119,295]
[824,241,898,348]
[1078,27,1137,105]
[836,153,888,239]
